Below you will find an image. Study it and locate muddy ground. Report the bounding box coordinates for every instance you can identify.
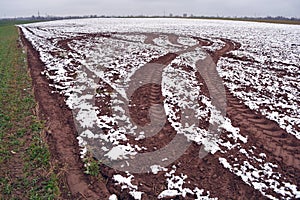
[20,29,299,200]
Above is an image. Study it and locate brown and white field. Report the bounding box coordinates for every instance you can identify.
[19,18,299,199]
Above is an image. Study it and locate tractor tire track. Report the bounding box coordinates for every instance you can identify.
[102,34,268,199]
[226,93,300,171]
[201,36,300,172]
[21,27,300,199]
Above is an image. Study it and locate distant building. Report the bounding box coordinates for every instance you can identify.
[169,13,173,17]
[183,13,187,18]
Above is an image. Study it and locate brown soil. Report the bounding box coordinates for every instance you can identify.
[19,29,300,200]
[97,35,267,199]
[19,29,110,199]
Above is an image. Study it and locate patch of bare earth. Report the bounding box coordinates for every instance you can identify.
[20,29,110,199]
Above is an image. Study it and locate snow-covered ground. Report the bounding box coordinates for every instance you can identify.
[19,18,300,199]
[20,18,300,139]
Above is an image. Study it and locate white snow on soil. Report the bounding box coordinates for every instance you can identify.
[113,173,143,200]
[158,165,217,199]
[19,18,300,200]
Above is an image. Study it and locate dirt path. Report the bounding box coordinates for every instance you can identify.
[19,28,111,200]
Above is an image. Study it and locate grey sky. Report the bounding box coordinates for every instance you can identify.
[1,0,299,18]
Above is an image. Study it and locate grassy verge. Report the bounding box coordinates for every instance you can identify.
[0,22,60,199]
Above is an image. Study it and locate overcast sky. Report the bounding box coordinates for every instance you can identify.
[1,0,299,18]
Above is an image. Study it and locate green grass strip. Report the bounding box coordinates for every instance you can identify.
[0,22,60,200]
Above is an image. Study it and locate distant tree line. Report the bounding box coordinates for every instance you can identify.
[240,16,300,22]
[1,14,299,24]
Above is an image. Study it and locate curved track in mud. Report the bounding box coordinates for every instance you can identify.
[20,26,299,199]
[94,34,265,199]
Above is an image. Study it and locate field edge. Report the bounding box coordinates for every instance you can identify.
[18,26,112,199]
